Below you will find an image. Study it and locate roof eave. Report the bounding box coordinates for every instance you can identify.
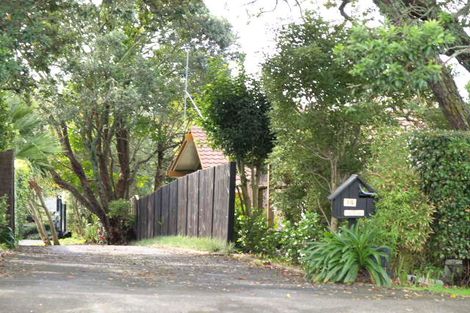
[327,174,375,200]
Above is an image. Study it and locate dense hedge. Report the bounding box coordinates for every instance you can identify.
[410,131,470,260]
[365,128,434,274]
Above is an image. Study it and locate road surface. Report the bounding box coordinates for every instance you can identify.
[0,244,468,313]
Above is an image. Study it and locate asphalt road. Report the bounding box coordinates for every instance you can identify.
[0,244,468,313]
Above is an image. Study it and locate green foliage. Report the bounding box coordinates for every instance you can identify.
[29,0,234,243]
[0,94,13,151]
[6,93,60,171]
[21,223,40,239]
[108,199,135,233]
[278,211,324,263]
[108,199,132,220]
[84,215,106,244]
[235,208,325,263]
[302,226,392,287]
[200,58,274,167]
[0,34,19,87]
[264,15,385,222]
[0,195,16,249]
[15,164,33,239]
[336,20,454,94]
[235,209,277,256]
[0,0,82,91]
[410,131,470,260]
[364,128,435,263]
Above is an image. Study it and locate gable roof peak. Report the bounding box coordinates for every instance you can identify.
[327,174,376,200]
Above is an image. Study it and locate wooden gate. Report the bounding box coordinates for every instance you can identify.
[136,162,236,242]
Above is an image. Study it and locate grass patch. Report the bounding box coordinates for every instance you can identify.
[134,236,233,254]
[405,285,470,297]
[59,237,86,245]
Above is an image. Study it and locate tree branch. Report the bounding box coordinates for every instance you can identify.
[339,0,353,21]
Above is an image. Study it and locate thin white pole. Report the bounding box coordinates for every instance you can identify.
[184,49,189,120]
[185,90,204,119]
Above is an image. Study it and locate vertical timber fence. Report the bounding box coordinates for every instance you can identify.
[136,162,236,242]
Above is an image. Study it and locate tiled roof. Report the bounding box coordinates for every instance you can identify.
[190,126,229,169]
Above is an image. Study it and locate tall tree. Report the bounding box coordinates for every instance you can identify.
[34,0,233,243]
[263,16,386,228]
[200,58,274,212]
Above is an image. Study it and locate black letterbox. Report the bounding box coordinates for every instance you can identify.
[328,174,376,219]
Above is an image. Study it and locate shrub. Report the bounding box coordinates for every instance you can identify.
[302,225,392,286]
[278,211,324,263]
[234,208,277,255]
[364,127,435,274]
[0,195,16,248]
[108,199,133,221]
[409,131,470,261]
[15,164,32,239]
[108,199,135,242]
[84,215,106,244]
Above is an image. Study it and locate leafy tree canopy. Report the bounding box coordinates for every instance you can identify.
[27,0,235,243]
[263,15,388,223]
[199,58,273,211]
[200,58,273,167]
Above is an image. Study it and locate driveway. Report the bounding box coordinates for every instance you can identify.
[0,244,468,313]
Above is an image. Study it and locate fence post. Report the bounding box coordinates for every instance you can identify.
[131,195,139,240]
[227,162,236,242]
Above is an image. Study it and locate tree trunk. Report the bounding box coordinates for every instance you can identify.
[236,186,248,216]
[29,180,60,245]
[55,123,106,216]
[329,157,339,232]
[370,0,470,130]
[372,0,470,72]
[115,120,131,199]
[266,164,274,227]
[28,200,51,246]
[236,159,251,215]
[429,60,470,130]
[40,201,60,245]
[154,143,165,191]
[250,166,259,209]
[71,198,86,238]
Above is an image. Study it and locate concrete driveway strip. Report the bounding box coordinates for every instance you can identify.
[0,245,468,313]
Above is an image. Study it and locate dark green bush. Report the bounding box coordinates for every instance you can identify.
[278,211,324,263]
[302,225,392,287]
[108,199,135,242]
[0,195,16,248]
[234,208,277,255]
[235,208,325,261]
[410,131,470,261]
[0,226,16,248]
[21,223,40,239]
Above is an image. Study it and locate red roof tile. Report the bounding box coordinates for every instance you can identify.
[190,126,228,169]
